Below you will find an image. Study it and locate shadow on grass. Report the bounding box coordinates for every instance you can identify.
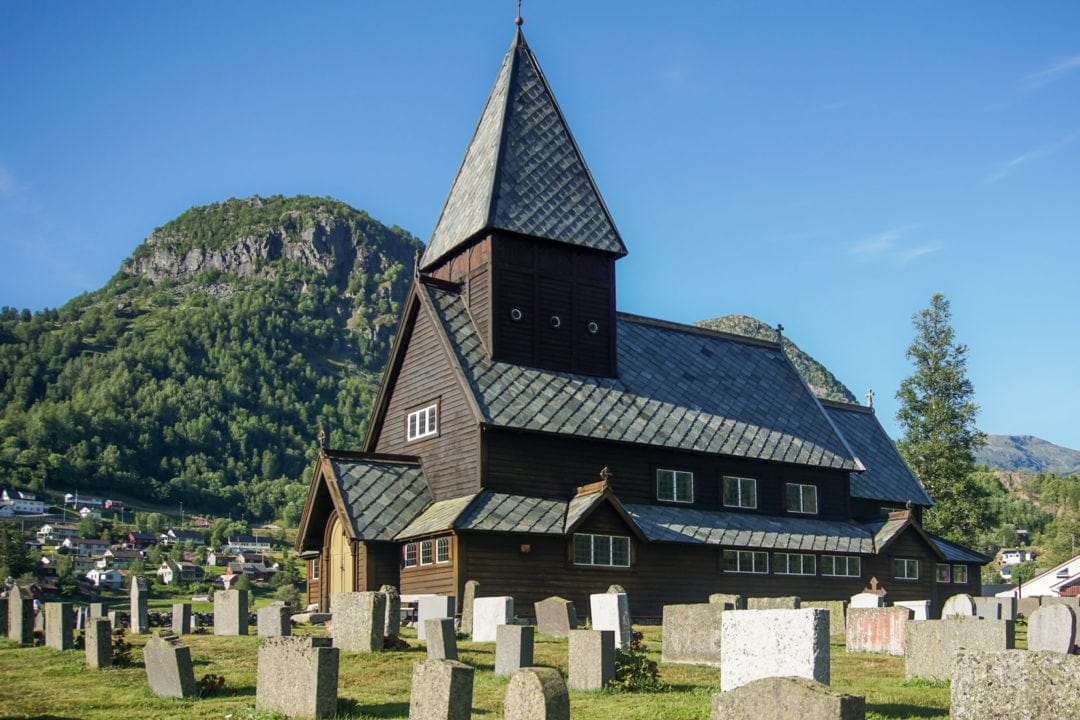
[338,699,409,718]
[866,702,947,718]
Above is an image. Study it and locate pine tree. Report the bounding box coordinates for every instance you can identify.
[896,294,990,542]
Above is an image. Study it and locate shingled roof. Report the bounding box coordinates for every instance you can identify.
[421,29,626,271]
[420,280,859,471]
[327,456,432,541]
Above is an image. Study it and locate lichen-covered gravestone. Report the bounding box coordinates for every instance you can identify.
[409,659,474,720]
[144,631,197,698]
[495,624,534,677]
[472,596,513,643]
[905,618,1014,681]
[845,606,912,656]
[504,667,570,720]
[534,596,577,637]
[8,586,33,645]
[214,589,249,635]
[425,618,458,660]
[941,593,976,618]
[379,584,401,637]
[661,602,724,666]
[951,650,1080,720]
[711,677,865,720]
[803,600,848,636]
[1027,604,1076,654]
[747,596,801,610]
[708,593,745,610]
[720,608,831,692]
[85,618,112,669]
[459,580,478,636]
[44,602,74,650]
[332,591,385,652]
[172,603,192,635]
[568,629,615,691]
[257,603,291,638]
[257,636,339,720]
[130,576,149,634]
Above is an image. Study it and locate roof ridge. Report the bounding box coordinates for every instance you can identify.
[820,397,874,413]
[323,449,422,465]
[617,311,781,349]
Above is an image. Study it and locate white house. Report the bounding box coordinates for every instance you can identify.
[996,551,1080,598]
[36,524,79,542]
[2,490,46,514]
[79,506,103,521]
[225,535,271,553]
[86,568,123,589]
[1000,548,1036,565]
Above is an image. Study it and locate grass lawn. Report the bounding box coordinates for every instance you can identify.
[0,625,955,720]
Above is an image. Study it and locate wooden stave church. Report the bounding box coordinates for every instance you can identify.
[296,28,989,619]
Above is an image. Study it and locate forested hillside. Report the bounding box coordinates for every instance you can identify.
[0,196,421,523]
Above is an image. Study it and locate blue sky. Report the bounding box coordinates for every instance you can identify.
[2,2,1079,451]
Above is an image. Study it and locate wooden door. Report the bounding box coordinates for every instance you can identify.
[326,515,355,609]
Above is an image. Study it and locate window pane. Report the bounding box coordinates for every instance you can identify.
[676,472,692,502]
[753,552,768,572]
[821,555,835,575]
[723,550,738,572]
[594,535,612,565]
[952,565,968,584]
[421,540,433,565]
[744,479,757,508]
[573,535,592,565]
[657,470,674,501]
[786,484,800,511]
[803,485,818,514]
[612,537,630,566]
[436,537,450,563]
[937,563,950,582]
[723,477,739,506]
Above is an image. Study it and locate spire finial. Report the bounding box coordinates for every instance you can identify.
[515,0,523,26]
[318,428,326,450]
[865,388,875,409]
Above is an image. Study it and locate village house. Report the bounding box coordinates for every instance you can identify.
[156,559,205,585]
[62,537,111,557]
[36,523,79,543]
[296,27,989,618]
[2,489,47,514]
[224,534,271,553]
[85,567,124,589]
[996,551,1080,598]
[78,506,103,521]
[125,531,157,549]
[161,528,206,546]
[97,547,142,569]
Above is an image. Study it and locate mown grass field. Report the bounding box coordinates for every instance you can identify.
[0,625,964,720]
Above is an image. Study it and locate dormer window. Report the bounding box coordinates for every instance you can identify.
[785,483,818,514]
[656,469,693,503]
[723,476,757,509]
[407,403,438,442]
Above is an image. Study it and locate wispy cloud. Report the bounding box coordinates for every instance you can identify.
[845,225,938,264]
[809,98,857,114]
[1024,55,1080,89]
[903,244,941,261]
[985,130,1079,184]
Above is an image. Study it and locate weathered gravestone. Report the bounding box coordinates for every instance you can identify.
[409,658,474,720]
[720,608,831,692]
[107,610,121,629]
[257,636,339,720]
[130,576,149,634]
[849,592,884,609]
[425,618,458,660]
[144,631,197,698]
[89,602,109,619]
[905,618,1015,681]
[534,596,577,637]
[257,603,291,637]
[661,602,724,666]
[33,606,45,633]
[495,624,534,677]
[459,580,478,636]
[472,596,513,643]
[214,588,249,635]
[747,596,801,610]
[711,677,866,720]
[974,597,1015,621]
[1017,596,1041,619]
[417,595,455,641]
[172,603,192,635]
[504,667,570,720]
[804,600,848,636]
[845,607,912,656]
[893,600,931,620]
[8,585,33,645]
[1027,604,1076,654]
[941,593,977,618]
[708,593,746,610]
[332,591,385,652]
[85,618,112,669]
[44,602,73,650]
[379,584,401,638]
[951,650,1080,720]
[568,629,615,691]
[74,605,86,631]
[589,591,631,650]
[1040,596,1080,640]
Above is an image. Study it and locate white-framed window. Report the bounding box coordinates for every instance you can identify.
[656,469,694,503]
[310,556,320,580]
[774,552,816,575]
[936,563,951,583]
[436,537,450,564]
[894,558,919,580]
[406,403,438,442]
[724,549,768,574]
[403,543,417,568]
[572,533,631,567]
[952,565,969,584]
[785,483,818,514]
[722,476,757,509]
[420,539,433,565]
[821,555,860,577]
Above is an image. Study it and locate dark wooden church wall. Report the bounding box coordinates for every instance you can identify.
[398,535,459,597]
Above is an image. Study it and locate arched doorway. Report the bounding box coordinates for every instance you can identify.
[326,514,355,610]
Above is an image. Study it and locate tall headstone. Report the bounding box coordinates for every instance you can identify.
[459,580,479,636]
[172,603,192,635]
[504,667,570,720]
[951,650,1080,720]
[894,599,931,620]
[417,595,455,641]
[130,576,149,634]
[214,589,249,635]
[257,637,339,720]
[747,596,801,610]
[568,629,615,691]
[8,585,33,645]
[845,606,912,656]
[0,597,7,638]
[942,593,977,618]
[1017,596,1041,618]
[74,605,86,631]
[495,624,534,677]
[44,602,74,650]
[472,596,513,642]
[708,593,746,610]
[1027,604,1076,654]
[711,677,866,720]
[720,608,831,692]
[409,659,474,720]
[144,631,197,698]
[905,618,1015,681]
[331,591,385,652]
[534,596,577,637]
[89,602,109,619]
[425,618,458,660]
[661,602,724,666]
[85,618,113,669]
[257,604,291,637]
[803,600,848,636]
[589,592,631,650]
[379,584,401,638]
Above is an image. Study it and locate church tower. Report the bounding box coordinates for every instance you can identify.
[421,29,626,377]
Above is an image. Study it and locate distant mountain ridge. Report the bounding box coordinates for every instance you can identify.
[976,435,1080,476]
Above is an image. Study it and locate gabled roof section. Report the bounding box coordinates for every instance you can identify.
[822,400,933,507]
[421,29,626,271]
[930,533,992,564]
[866,510,947,560]
[420,280,858,471]
[396,491,567,539]
[564,481,645,540]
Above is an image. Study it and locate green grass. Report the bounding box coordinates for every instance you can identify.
[0,627,950,720]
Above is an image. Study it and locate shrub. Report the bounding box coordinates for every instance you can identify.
[610,631,665,693]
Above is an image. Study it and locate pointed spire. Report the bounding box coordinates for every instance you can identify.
[421,29,626,271]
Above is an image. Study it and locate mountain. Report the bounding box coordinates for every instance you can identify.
[0,195,421,522]
[694,314,857,403]
[976,435,1080,476]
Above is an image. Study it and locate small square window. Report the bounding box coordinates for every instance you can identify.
[894,558,919,580]
[656,469,693,503]
[723,476,757,509]
[775,552,816,575]
[723,549,768,574]
[406,403,438,442]
[952,565,968,584]
[821,555,860,577]
[936,563,951,583]
[572,533,631,567]
[785,483,818,514]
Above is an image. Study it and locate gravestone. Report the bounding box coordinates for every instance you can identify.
[804,600,848,636]
[589,592,631,650]
[8,586,33,645]
[258,604,292,637]
[0,598,6,638]
[941,593,977,618]
[893,600,931,620]
[257,636,339,720]
[711,677,866,720]
[747,596,801,610]
[472,596,513,642]
[85,618,112,669]
[905,618,1015,681]
[1017,596,1041,618]
[495,624,534,677]
[845,607,912,656]
[331,591,385,652]
[951,650,1080,720]
[74,605,86,631]
[379,584,401,637]
[459,580,479,635]
[89,602,109,619]
[107,610,121,629]
[425,618,458,660]
[34,607,45,633]
[661,602,724,666]
[409,659,474,720]
[130,576,149,634]
[172,603,192,635]
[44,602,74,650]
[849,592,885,609]
[144,631,197,698]
[214,589,249,635]
[708,593,746,610]
[417,595,455,641]
[975,597,1015,621]
[568,629,615,691]
[1027,604,1076,654]
[720,608,831,692]
[1040,596,1080,640]
[534,596,577,637]
[504,667,570,720]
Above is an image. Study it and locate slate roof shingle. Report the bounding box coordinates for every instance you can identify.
[329,458,432,541]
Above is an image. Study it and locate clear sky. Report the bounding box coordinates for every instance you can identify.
[2,2,1078,450]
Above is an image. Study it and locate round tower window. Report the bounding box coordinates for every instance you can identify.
[510,307,523,322]
[587,321,599,335]
[550,315,562,329]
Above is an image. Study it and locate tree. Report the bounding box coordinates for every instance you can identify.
[896,294,990,542]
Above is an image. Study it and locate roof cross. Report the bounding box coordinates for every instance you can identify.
[515,0,523,26]
[865,388,875,408]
